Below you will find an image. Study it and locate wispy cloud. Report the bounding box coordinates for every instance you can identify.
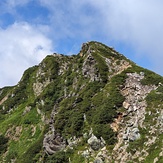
[0,0,163,87]
[0,0,32,15]
[95,0,163,74]
[0,22,53,87]
[39,0,163,74]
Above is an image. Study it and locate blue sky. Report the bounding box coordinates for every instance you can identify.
[0,0,163,87]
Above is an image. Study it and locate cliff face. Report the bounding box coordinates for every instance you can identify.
[0,41,163,163]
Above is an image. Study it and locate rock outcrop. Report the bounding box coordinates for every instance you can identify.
[82,54,100,82]
[0,41,163,163]
[43,131,65,155]
[112,72,157,162]
[87,134,105,151]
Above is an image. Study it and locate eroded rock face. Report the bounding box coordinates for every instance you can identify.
[111,59,131,77]
[43,97,66,155]
[33,65,51,96]
[88,134,102,151]
[158,109,163,128]
[82,54,100,82]
[5,126,22,141]
[0,95,8,105]
[112,72,157,162]
[33,81,50,96]
[43,131,65,155]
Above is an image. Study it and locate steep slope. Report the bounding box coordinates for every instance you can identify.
[0,41,163,163]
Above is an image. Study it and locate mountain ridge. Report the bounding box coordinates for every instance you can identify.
[0,41,163,163]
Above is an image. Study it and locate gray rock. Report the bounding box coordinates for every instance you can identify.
[82,150,90,158]
[82,54,100,82]
[88,134,101,151]
[158,110,163,123]
[94,157,103,163]
[123,101,130,109]
[129,128,140,141]
[43,131,65,154]
[123,134,128,140]
[100,137,106,147]
[22,106,31,115]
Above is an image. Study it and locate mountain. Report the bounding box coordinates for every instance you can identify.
[0,41,163,163]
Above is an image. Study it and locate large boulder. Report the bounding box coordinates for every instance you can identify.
[88,134,101,151]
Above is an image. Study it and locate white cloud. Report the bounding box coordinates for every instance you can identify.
[38,0,102,40]
[6,0,32,7]
[0,0,32,15]
[0,22,53,88]
[96,0,163,74]
[1,0,163,88]
[39,0,163,75]
[90,0,163,74]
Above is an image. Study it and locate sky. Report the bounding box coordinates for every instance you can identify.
[0,0,163,88]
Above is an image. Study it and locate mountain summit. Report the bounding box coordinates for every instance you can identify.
[0,41,163,162]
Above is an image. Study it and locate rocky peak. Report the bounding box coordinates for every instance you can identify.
[79,41,95,57]
[0,41,163,163]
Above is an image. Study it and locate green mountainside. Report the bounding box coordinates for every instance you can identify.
[0,41,163,163]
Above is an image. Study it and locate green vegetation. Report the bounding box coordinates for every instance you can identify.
[141,70,163,86]
[0,135,8,155]
[37,76,64,114]
[127,128,148,155]
[125,72,163,162]
[45,151,69,163]
[54,70,126,146]
[0,86,12,101]
[41,55,59,80]
[0,66,37,114]
[144,134,163,163]
[92,52,108,83]
[125,64,163,86]
[93,124,117,144]
[18,133,44,163]
[0,41,163,162]
[89,41,125,60]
